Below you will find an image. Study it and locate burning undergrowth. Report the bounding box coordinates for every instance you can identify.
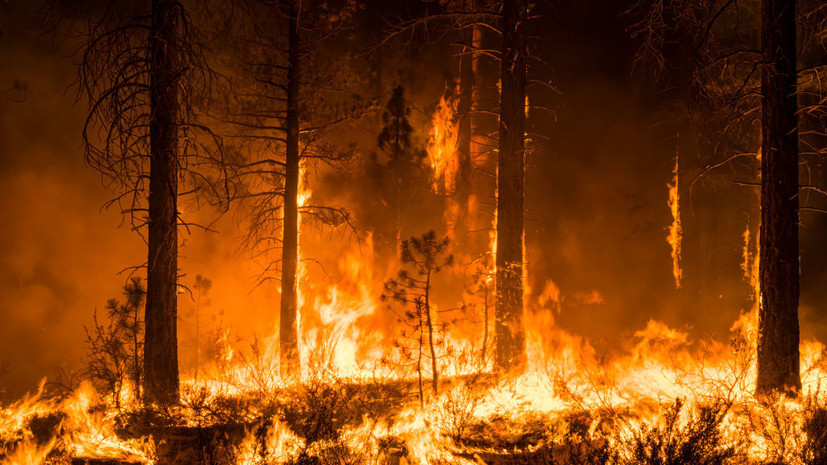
[1,225,827,464]
[3,289,827,465]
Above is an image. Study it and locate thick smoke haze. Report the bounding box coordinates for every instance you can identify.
[2,0,826,400]
[0,1,139,398]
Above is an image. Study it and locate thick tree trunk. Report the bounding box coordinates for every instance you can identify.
[494,0,527,372]
[144,0,180,405]
[756,0,801,396]
[280,1,301,378]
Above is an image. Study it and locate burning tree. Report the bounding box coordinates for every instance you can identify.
[454,0,482,248]
[494,0,529,373]
[378,0,534,372]
[224,0,360,377]
[382,231,454,406]
[629,0,827,395]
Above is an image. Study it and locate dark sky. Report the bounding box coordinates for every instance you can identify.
[1,0,825,399]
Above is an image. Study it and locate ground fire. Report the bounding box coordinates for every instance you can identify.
[3,0,827,464]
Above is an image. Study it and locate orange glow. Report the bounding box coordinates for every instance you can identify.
[667,150,682,289]
[427,95,459,194]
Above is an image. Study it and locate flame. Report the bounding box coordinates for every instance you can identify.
[296,160,310,370]
[427,95,459,194]
[0,381,155,464]
[4,125,825,465]
[236,420,303,465]
[666,149,682,289]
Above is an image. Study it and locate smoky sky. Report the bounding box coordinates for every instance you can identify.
[2,0,827,400]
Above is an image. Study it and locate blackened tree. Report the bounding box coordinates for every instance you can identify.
[629,0,827,395]
[378,0,533,372]
[494,0,528,372]
[757,0,801,396]
[68,0,229,404]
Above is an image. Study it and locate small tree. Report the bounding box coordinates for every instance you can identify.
[375,87,426,251]
[85,278,145,408]
[382,231,453,406]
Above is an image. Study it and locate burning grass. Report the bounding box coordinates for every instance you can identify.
[5,314,827,465]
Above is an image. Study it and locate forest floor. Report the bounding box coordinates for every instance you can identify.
[3,372,827,465]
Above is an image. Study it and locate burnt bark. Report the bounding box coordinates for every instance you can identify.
[143,0,181,405]
[494,0,527,372]
[280,0,302,378]
[756,0,801,396]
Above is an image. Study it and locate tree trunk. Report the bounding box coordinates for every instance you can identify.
[494,0,527,373]
[455,17,476,246]
[756,0,801,396]
[424,271,439,396]
[132,302,141,402]
[417,312,424,408]
[482,280,489,363]
[144,0,180,405]
[280,0,301,378]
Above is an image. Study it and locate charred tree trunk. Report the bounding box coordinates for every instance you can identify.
[494,0,527,372]
[280,1,301,378]
[144,0,180,405]
[757,0,801,396]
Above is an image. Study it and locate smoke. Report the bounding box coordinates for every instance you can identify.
[0,1,141,398]
[2,0,827,400]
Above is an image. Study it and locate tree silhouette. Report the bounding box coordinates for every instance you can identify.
[63,0,230,404]
[85,278,145,408]
[382,231,453,406]
[376,86,428,259]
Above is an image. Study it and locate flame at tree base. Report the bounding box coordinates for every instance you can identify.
[3,294,827,465]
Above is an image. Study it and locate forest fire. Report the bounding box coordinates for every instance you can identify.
[3,0,827,464]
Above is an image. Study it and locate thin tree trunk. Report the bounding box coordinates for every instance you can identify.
[494,0,527,372]
[481,279,489,364]
[133,301,141,402]
[424,271,439,396]
[280,0,301,378]
[756,0,800,396]
[143,0,180,405]
[455,16,476,245]
[417,312,424,408]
